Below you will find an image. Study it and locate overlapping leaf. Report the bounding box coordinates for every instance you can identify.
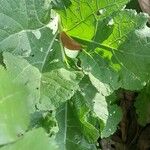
[0,54,60,148]
[3,52,41,112]
[3,52,83,110]
[55,103,97,150]
[79,10,150,90]
[41,68,83,107]
[0,0,52,54]
[1,0,150,149]
[54,0,129,39]
[71,76,100,142]
[0,0,64,74]
[72,75,122,139]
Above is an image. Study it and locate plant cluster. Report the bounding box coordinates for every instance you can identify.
[0,0,150,149]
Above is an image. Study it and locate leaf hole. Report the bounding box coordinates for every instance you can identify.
[31,54,35,57]
[48,110,53,114]
[17,133,23,137]
[111,144,115,149]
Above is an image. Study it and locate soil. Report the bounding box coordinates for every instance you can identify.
[99,90,150,150]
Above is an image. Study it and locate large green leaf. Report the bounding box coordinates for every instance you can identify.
[24,27,64,72]
[55,0,129,39]
[3,52,41,112]
[0,0,84,109]
[0,128,59,150]
[0,0,63,73]
[3,52,83,110]
[41,68,83,107]
[0,67,30,145]
[3,52,66,116]
[55,103,97,150]
[71,76,100,143]
[79,10,150,90]
[0,0,52,53]
[109,10,150,90]
[72,75,122,139]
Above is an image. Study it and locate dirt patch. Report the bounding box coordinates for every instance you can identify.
[100,90,150,150]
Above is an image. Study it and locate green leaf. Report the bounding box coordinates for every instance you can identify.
[93,93,122,138]
[0,0,51,51]
[79,10,150,90]
[72,75,122,139]
[25,28,64,72]
[79,51,120,91]
[109,10,150,90]
[3,52,83,110]
[100,104,122,138]
[0,67,30,145]
[87,73,113,96]
[73,75,118,140]
[55,103,97,150]
[0,0,63,72]
[0,0,51,29]
[0,128,59,150]
[72,92,100,143]
[3,52,41,112]
[56,0,129,39]
[41,68,83,107]
[135,84,150,126]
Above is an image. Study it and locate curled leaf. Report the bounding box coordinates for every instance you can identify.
[60,31,82,51]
